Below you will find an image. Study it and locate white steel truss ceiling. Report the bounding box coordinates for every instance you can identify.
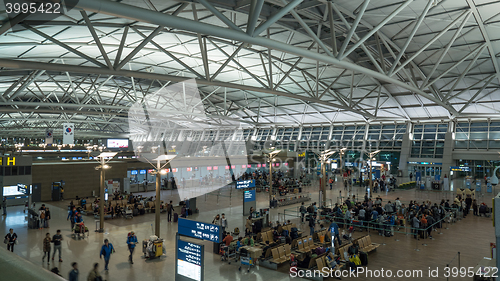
[0,0,500,137]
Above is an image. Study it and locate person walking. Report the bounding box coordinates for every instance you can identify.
[308,214,315,235]
[39,206,46,229]
[87,263,101,281]
[409,172,413,181]
[52,229,63,262]
[2,197,6,215]
[42,232,51,264]
[300,202,306,223]
[5,228,17,252]
[100,239,115,271]
[126,232,138,264]
[45,208,51,228]
[69,262,79,281]
[167,200,174,222]
[220,213,228,233]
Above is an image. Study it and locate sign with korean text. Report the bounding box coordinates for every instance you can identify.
[236,179,255,189]
[178,218,221,243]
[176,239,203,281]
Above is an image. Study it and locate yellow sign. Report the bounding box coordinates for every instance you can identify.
[0,157,16,166]
[298,152,305,157]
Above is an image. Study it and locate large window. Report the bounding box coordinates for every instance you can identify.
[412,123,447,158]
[454,121,500,150]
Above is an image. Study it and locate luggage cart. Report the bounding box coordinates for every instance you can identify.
[238,248,254,272]
[72,223,89,240]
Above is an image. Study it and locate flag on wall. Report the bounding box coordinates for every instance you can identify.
[45,129,53,144]
[63,123,74,144]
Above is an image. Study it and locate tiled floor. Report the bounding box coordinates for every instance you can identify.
[0,176,495,281]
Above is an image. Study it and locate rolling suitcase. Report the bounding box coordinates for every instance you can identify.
[359,251,368,266]
[174,213,179,222]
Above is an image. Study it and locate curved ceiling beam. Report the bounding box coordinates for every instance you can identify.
[74,0,458,116]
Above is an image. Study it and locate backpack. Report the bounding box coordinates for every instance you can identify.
[40,211,45,219]
[307,206,313,213]
[282,229,289,237]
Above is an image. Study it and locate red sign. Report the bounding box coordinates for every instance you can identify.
[164,169,170,173]
[213,166,218,170]
[172,168,178,172]
[257,164,261,168]
[262,164,266,167]
[242,165,246,168]
[187,167,192,172]
[225,165,230,170]
[147,169,154,173]
[247,164,251,168]
[276,163,280,167]
[207,166,212,171]
[284,163,288,166]
[231,165,236,169]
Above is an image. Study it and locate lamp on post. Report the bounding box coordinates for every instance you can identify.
[94,151,117,233]
[366,150,380,191]
[264,149,281,208]
[315,149,336,208]
[339,147,347,176]
[149,154,177,237]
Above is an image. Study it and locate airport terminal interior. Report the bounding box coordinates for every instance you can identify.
[1,0,500,280]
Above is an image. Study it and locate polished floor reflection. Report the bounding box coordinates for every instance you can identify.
[0,176,495,281]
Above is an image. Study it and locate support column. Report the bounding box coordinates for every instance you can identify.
[99,158,105,232]
[155,160,161,237]
[442,122,455,179]
[398,122,412,177]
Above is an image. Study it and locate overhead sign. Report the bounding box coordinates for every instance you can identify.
[178,218,221,243]
[450,166,470,172]
[408,162,442,165]
[0,157,16,166]
[236,180,255,189]
[244,189,256,203]
[176,239,204,281]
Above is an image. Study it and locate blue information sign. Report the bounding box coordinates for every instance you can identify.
[178,218,221,243]
[236,179,255,189]
[176,238,204,281]
[244,189,256,203]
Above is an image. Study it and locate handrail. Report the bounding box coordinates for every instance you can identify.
[0,247,66,281]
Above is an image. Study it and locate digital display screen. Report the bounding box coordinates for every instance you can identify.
[107,139,129,148]
[177,239,203,281]
[131,170,138,175]
[139,170,147,175]
[3,184,29,196]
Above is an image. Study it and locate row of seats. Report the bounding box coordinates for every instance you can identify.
[296,236,316,252]
[271,244,292,264]
[277,223,297,234]
[316,252,340,274]
[355,235,379,253]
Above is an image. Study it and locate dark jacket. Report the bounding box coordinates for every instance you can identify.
[69,269,79,281]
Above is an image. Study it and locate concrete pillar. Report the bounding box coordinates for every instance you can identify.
[398,123,412,177]
[441,122,455,179]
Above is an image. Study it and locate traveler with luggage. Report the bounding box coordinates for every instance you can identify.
[42,232,51,264]
[5,228,17,252]
[52,229,63,262]
[126,232,138,264]
[167,201,174,222]
[100,239,115,271]
[87,263,102,281]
